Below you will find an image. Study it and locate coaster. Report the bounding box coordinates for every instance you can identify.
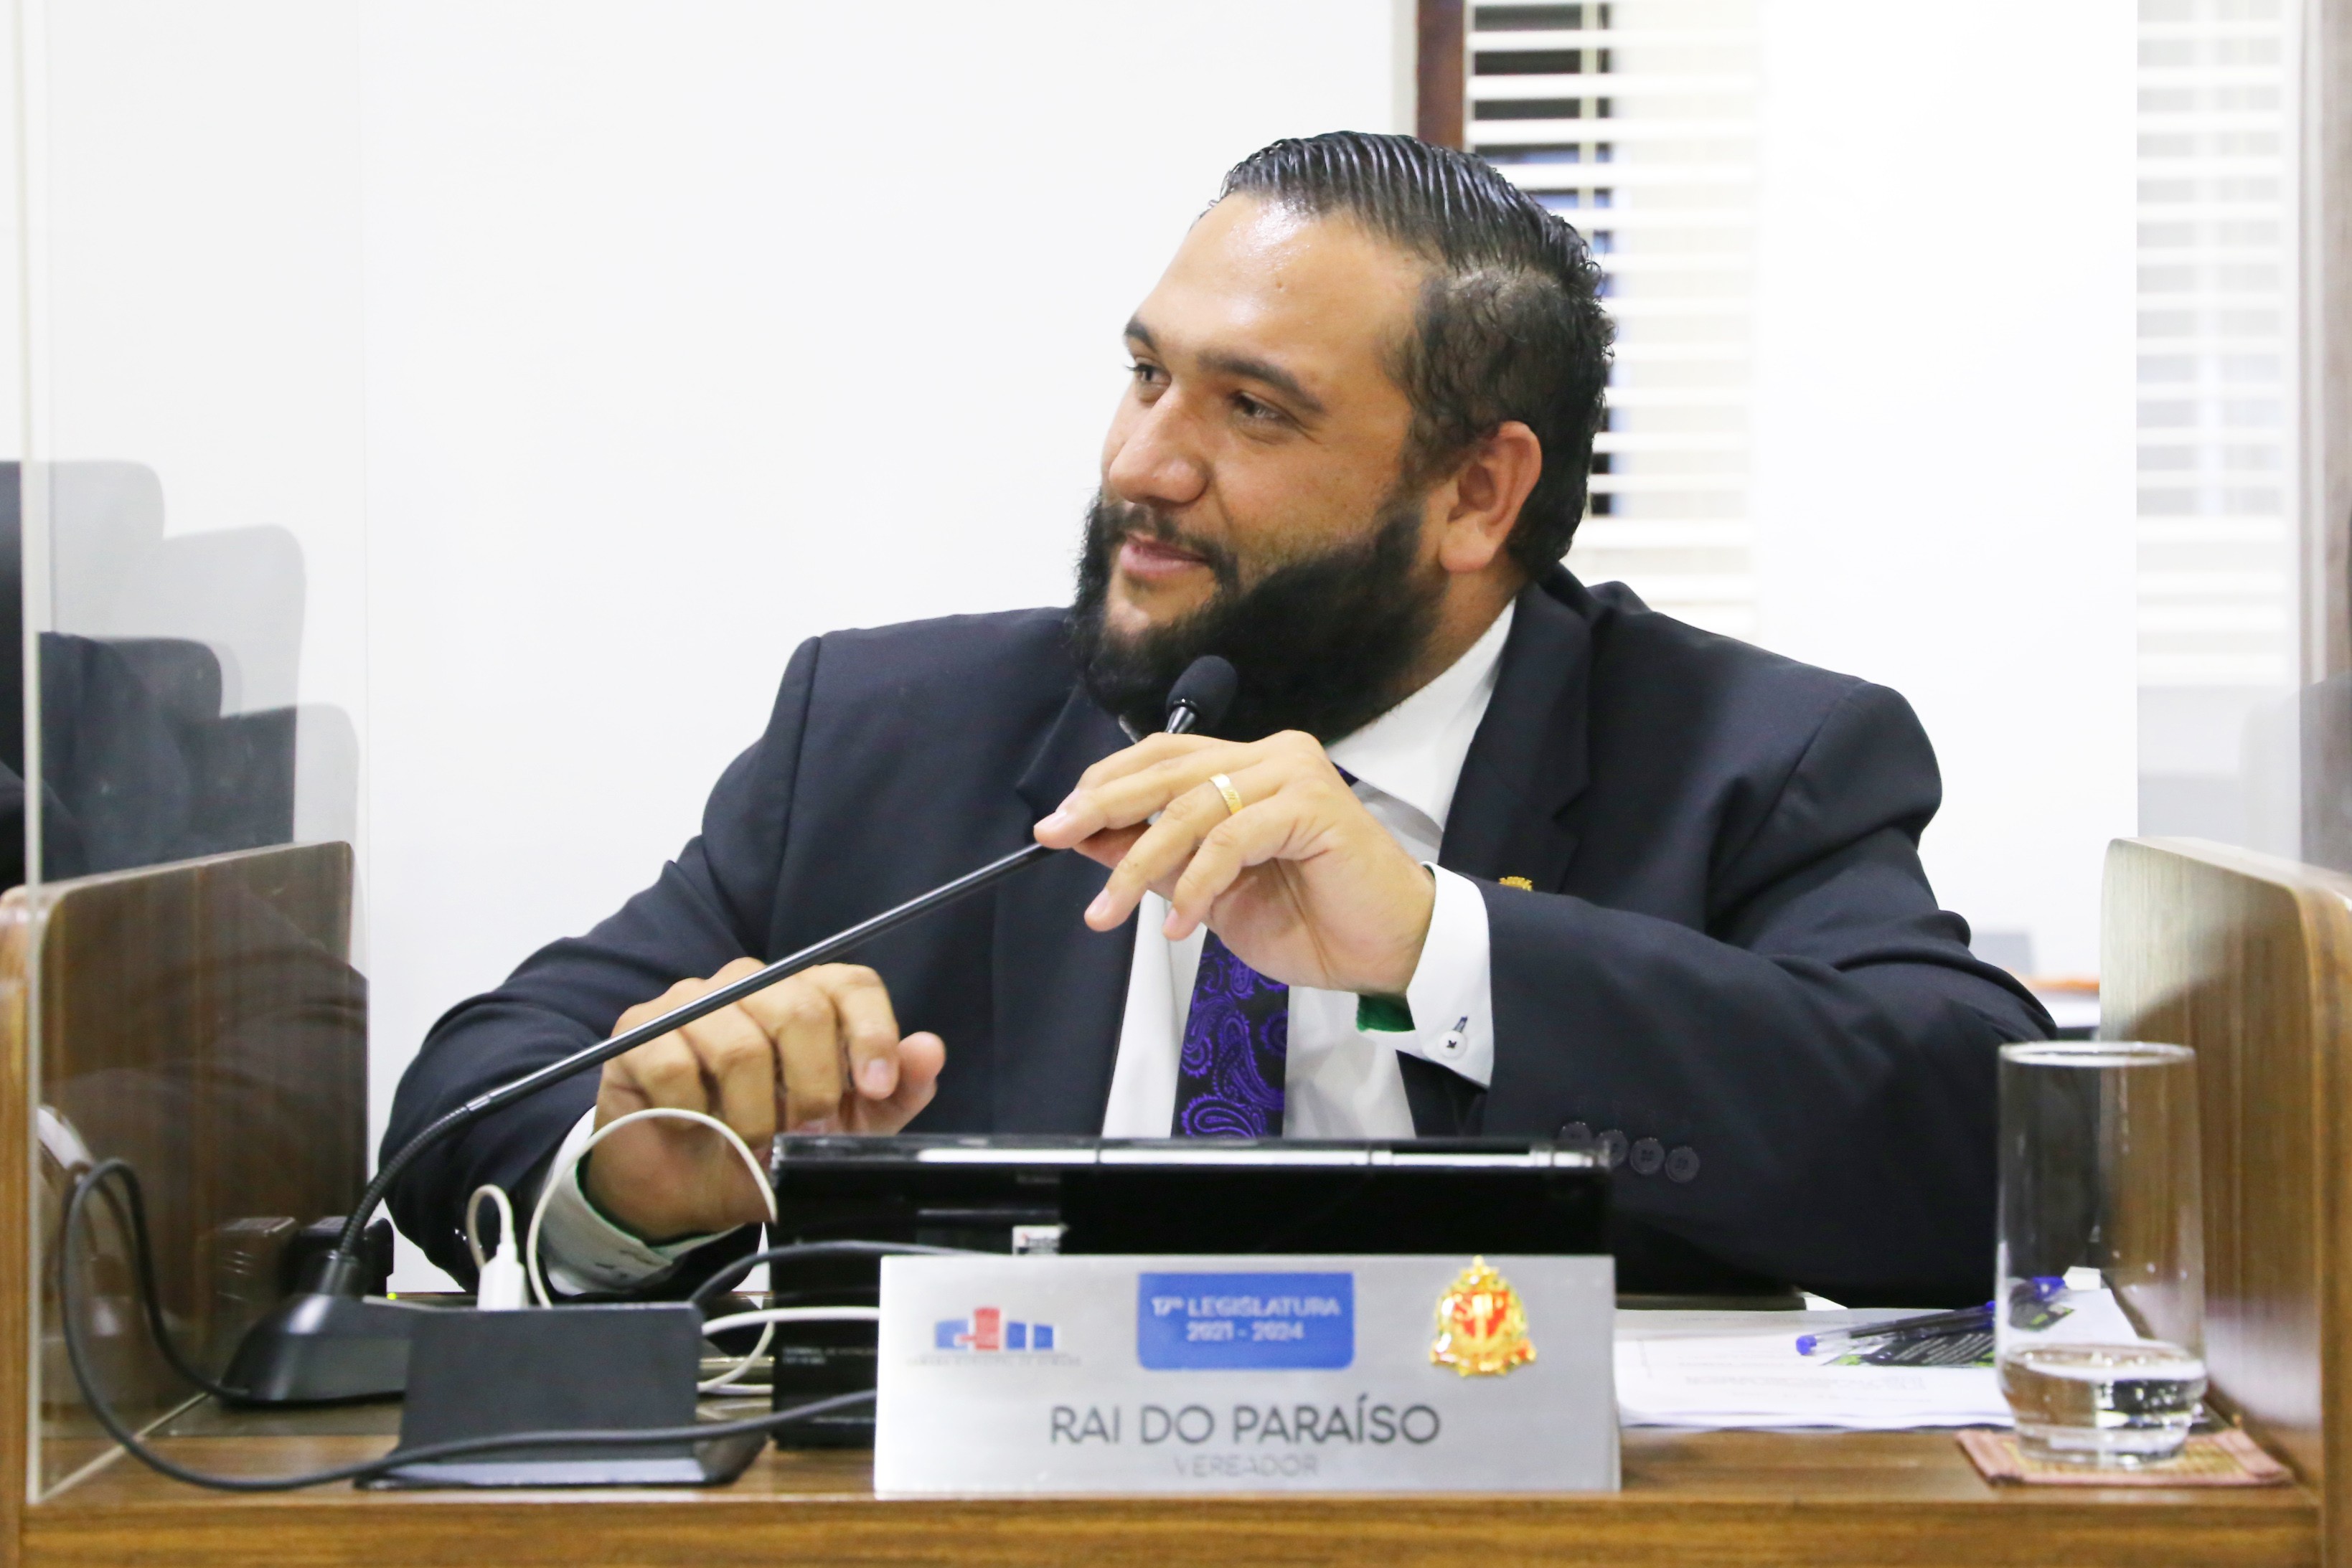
[1957,1427,2292,1487]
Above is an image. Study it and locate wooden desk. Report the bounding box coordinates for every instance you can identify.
[18,1422,2318,1567]
[4,840,2338,1567]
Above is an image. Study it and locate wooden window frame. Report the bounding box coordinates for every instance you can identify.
[1416,0,1467,148]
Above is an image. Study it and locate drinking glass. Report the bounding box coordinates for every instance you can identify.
[1995,1041,2206,1465]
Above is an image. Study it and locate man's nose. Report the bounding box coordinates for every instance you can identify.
[1104,394,1209,510]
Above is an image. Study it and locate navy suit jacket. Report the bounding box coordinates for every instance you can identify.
[386,569,2050,1304]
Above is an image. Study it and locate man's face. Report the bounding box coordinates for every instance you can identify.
[1095,197,1431,641]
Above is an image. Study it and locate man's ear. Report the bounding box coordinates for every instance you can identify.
[1434,420,1543,577]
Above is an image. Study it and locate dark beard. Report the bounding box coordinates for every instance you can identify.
[1066,490,1444,742]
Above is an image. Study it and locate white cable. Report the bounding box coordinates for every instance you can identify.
[700,1307,883,1392]
[699,1320,776,1394]
[523,1107,776,1310]
[699,1305,883,1336]
[696,1306,882,1392]
[464,1184,510,1273]
[465,1184,528,1311]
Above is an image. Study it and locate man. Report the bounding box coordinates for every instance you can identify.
[387,132,2048,1307]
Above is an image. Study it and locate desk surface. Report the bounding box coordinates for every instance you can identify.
[22,1426,2317,1568]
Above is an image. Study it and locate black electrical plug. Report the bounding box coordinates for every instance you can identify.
[219,1217,428,1404]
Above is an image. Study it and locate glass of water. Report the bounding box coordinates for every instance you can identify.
[1995,1041,2206,1465]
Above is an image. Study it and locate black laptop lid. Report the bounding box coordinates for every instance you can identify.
[769,1136,1608,1256]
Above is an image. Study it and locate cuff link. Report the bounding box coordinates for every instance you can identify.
[1435,1015,1470,1058]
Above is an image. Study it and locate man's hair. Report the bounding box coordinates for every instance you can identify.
[1218,131,1614,575]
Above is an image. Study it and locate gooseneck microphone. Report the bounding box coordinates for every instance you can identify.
[222,654,1239,1404]
[1162,654,1235,737]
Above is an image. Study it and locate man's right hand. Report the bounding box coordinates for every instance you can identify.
[581,960,944,1242]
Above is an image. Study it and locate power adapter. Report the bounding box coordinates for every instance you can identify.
[370,1303,763,1488]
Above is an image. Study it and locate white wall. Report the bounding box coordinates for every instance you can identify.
[359,1,1408,1285]
[1749,0,2139,978]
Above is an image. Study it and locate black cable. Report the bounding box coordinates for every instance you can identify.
[78,1163,245,1402]
[61,1160,872,1493]
[687,1239,982,1314]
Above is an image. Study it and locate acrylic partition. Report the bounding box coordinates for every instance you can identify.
[6,2,372,1502]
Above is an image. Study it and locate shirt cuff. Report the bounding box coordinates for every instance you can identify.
[531,1107,743,1295]
[1368,864,1495,1089]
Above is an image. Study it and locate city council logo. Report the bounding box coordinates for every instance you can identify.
[1429,1257,1535,1377]
[934,1305,1057,1352]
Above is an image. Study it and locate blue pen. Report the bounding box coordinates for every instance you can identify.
[1795,1277,2066,1357]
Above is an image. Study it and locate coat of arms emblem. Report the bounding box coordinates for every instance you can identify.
[1429,1256,1536,1376]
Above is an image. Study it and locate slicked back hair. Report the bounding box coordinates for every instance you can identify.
[1218,131,1614,575]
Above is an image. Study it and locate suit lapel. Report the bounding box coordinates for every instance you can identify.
[1406,572,1594,1139]
[1437,571,1593,891]
[990,684,1135,1133]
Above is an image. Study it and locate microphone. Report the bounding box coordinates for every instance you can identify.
[1162,655,1236,737]
[222,655,1240,1403]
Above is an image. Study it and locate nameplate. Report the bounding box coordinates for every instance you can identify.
[873,1252,1617,1495]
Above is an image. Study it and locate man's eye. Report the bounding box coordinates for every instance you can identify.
[1233,393,1281,423]
[1128,362,1165,387]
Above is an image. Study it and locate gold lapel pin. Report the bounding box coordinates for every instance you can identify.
[1499,877,1534,892]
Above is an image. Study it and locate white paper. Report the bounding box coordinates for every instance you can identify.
[1614,1308,2012,1430]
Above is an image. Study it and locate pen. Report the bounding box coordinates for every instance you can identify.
[1797,1306,1987,1358]
[1795,1277,2067,1357]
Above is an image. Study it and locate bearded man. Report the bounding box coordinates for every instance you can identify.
[386,132,2048,1307]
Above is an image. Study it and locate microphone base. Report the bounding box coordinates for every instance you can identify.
[220,1288,428,1406]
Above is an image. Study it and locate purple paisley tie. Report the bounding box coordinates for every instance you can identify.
[1171,931,1289,1137]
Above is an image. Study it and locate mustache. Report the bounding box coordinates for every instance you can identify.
[1086,497,1243,594]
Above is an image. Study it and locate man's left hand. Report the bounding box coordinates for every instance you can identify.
[1032,731,1433,995]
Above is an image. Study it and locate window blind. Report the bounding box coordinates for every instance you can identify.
[2135,0,2299,689]
[1468,0,1760,638]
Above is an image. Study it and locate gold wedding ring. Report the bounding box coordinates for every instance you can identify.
[1209,773,1244,818]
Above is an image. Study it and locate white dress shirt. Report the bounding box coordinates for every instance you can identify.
[534,604,1516,1292]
